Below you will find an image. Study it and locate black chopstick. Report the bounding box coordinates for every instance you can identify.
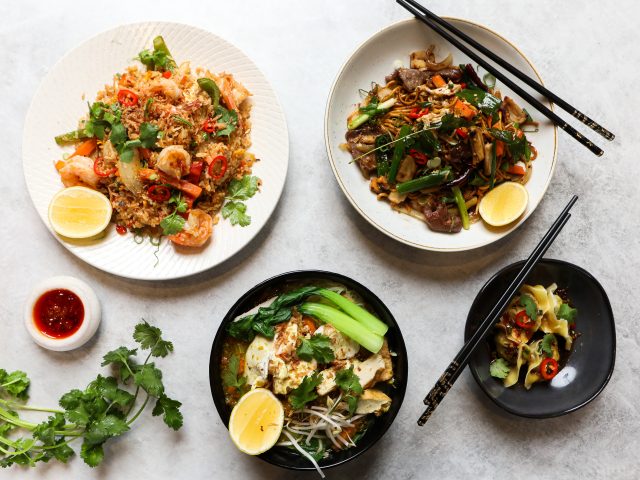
[417,195,578,426]
[401,0,615,142]
[396,0,605,157]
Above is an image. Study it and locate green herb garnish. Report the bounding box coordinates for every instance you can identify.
[541,334,557,357]
[489,358,510,379]
[222,355,247,390]
[335,366,363,415]
[297,335,335,364]
[519,294,538,321]
[557,303,578,322]
[221,175,259,227]
[289,372,323,410]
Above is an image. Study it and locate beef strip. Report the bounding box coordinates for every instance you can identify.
[422,198,462,233]
[345,125,381,177]
[386,67,463,92]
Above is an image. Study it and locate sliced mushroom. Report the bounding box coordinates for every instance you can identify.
[396,155,417,183]
[504,96,527,124]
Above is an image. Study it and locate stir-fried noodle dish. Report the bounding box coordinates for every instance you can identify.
[344,46,538,233]
[54,36,258,248]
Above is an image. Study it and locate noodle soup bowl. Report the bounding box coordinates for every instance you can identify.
[209,270,408,472]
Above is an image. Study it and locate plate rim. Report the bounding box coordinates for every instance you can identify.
[323,17,558,252]
[464,258,616,418]
[22,20,289,281]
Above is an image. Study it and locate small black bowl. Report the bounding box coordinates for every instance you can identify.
[209,270,408,471]
[464,259,615,418]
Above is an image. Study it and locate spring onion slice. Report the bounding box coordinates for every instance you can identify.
[282,430,325,478]
[298,303,383,353]
[315,289,388,336]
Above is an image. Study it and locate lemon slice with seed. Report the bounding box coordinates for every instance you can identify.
[228,388,284,455]
[48,186,112,239]
[479,182,529,227]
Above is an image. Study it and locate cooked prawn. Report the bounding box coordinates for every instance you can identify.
[59,156,100,188]
[156,145,191,179]
[168,209,213,247]
[146,77,182,101]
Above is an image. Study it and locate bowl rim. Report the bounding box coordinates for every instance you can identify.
[464,258,616,418]
[323,17,558,252]
[208,269,409,471]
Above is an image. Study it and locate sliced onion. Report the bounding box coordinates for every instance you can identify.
[425,52,453,71]
[118,148,143,194]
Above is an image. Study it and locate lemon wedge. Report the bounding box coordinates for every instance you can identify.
[479,182,529,227]
[228,388,284,455]
[48,186,112,238]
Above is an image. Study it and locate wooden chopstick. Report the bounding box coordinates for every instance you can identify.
[396,0,605,157]
[401,0,615,142]
[417,195,578,426]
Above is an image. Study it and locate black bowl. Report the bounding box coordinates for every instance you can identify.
[464,259,615,418]
[209,270,408,471]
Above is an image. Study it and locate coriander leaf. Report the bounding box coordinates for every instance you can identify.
[456,88,502,115]
[222,201,250,227]
[89,375,135,410]
[33,413,66,445]
[160,213,186,236]
[133,320,174,358]
[152,394,183,431]
[80,442,104,467]
[101,346,137,370]
[0,370,30,399]
[214,105,238,137]
[0,368,6,383]
[226,175,259,201]
[84,415,129,445]
[489,358,511,379]
[222,355,247,389]
[289,372,323,410]
[344,395,358,416]
[133,363,164,397]
[557,303,578,322]
[50,440,75,463]
[138,122,161,148]
[335,366,363,396]
[108,122,127,147]
[519,294,538,320]
[297,335,335,363]
[541,334,557,357]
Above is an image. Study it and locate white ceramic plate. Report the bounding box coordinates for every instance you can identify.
[23,22,289,280]
[325,18,557,251]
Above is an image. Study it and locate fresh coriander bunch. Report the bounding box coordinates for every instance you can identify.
[0,321,182,469]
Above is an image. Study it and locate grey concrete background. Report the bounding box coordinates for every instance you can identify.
[1,1,637,478]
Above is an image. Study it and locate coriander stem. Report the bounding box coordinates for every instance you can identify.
[126,394,150,426]
[0,399,63,414]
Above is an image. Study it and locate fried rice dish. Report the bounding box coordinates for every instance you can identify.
[54,35,258,247]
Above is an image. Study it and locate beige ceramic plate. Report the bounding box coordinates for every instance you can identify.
[325,18,557,251]
[23,22,289,280]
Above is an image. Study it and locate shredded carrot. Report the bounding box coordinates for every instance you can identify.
[453,99,477,120]
[432,74,446,88]
[496,140,505,157]
[69,138,97,159]
[238,358,245,374]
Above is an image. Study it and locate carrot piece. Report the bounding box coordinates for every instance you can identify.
[55,160,66,171]
[69,138,97,158]
[507,164,527,175]
[496,140,505,157]
[432,74,446,88]
[302,317,317,334]
[158,172,203,199]
[453,99,477,120]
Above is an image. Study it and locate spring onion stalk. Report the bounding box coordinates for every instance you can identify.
[347,98,396,130]
[197,78,221,109]
[396,171,450,194]
[489,142,497,189]
[315,289,388,336]
[451,186,470,230]
[54,129,90,145]
[298,303,383,353]
[388,124,412,183]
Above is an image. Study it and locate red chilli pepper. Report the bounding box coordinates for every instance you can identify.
[93,157,117,177]
[188,161,204,184]
[208,155,228,179]
[514,310,535,329]
[408,149,428,165]
[162,70,172,79]
[455,127,469,139]
[115,225,128,235]
[117,89,139,107]
[539,357,559,380]
[201,119,217,133]
[407,107,429,119]
[460,82,467,89]
[147,185,171,203]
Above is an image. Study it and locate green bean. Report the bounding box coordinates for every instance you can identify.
[54,129,89,146]
[197,78,220,109]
